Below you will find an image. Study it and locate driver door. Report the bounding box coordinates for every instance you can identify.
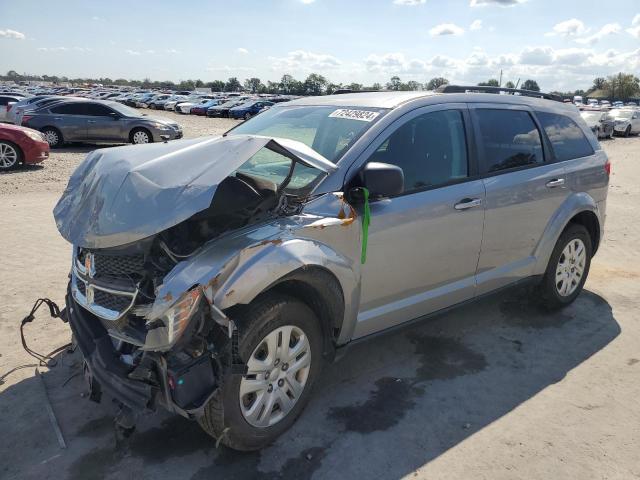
[352,105,485,339]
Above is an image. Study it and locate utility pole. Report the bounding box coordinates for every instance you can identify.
[499,70,503,87]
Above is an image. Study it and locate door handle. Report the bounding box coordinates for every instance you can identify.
[454,198,483,210]
[53,117,62,120]
[546,178,565,188]
[87,120,97,123]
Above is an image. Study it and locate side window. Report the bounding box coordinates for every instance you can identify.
[51,103,89,115]
[367,109,468,193]
[85,103,115,116]
[475,109,543,173]
[537,112,594,161]
[0,97,9,106]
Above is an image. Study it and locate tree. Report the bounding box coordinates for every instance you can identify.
[244,77,263,93]
[371,82,382,91]
[303,73,328,95]
[206,80,225,92]
[386,76,402,91]
[426,77,449,90]
[478,79,500,87]
[505,81,515,89]
[606,72,640,101]
[225,77,241,92]
[404,80,422,91]
[521,79,540,91]
[195,79,204,88]
[592,77,607,91]
[348,82,363,91]
[280,74,295,94]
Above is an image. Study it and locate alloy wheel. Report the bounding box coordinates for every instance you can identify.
[239,325,311,428]
[43,130,59,147]
[132,131,150,144]
[0,143,18,169]
[555,238,586,297]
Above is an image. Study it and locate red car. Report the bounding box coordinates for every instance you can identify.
[0,123,50,170]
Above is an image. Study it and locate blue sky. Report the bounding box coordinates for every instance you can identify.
[1,0,638,91]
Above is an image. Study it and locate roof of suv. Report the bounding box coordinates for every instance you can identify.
[286,90,578,115]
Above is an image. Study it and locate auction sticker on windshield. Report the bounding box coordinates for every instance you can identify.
[329,109,380,122]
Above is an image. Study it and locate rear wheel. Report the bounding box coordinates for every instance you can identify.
[0,141,22,170]
[244,112,252,120]
[624,125,631,137]
[198,293,323,451]
[41,127,62,148]
[538,224,592,310]
[130,128,152,145]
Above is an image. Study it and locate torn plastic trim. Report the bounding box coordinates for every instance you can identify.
[54,134,336,249]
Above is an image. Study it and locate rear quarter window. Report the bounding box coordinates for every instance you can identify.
[536,112,594,162]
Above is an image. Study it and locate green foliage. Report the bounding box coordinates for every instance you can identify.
[426,77,449,90]
[477,79,500,87]
[521,79,540,92]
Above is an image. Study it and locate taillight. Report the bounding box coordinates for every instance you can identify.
[604,159,611,176]
[21,115,33,125]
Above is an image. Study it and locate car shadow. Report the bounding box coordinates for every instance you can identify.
[0,164,45,175]
[55,143,124,154]
[0,288,620,480]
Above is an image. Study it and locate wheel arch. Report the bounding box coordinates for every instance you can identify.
[0,139,23,167]
[129,126,153,143]
[254,266,345,359]
[533,192,603,275]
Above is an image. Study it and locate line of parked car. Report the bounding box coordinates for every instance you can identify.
[578,105,640,139]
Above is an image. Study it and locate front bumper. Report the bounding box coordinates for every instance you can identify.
[23,139,50,165]
[67,287,217,416]
[151,128,183,141]
[614,123,630,132]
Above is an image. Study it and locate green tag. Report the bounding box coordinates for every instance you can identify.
[361,188,370,264]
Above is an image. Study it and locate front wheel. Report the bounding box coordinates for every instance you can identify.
[0,141,22,170]
[198,293,323,451]
[537,224,592,310]
[624,125,631,137]
[244,112,252,120]
[130,128,152,145]
[41,127,63,148]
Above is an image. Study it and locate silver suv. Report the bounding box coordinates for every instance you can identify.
[56,87,609,450]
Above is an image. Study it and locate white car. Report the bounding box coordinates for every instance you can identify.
[164,95,191,111]
[0,94,27,122]
[177,97,215,114]
[610,108,640,137]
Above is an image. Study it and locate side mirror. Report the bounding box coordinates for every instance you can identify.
[361,162,404,198]
[109,112,120,120]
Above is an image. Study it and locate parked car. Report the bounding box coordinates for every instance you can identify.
[163,95,190,111]
[5,95,54,124]
[206,98,248,117]
[55,88,609,451]
[190,98,221,116]
[147,94,174,110]
[176,97,212,114]
[0,94,27,122]
[22,100,182,147]
[580,110,615,139]
[0,123,49,170]
[14,96,89,126]
[609,108,640,137]
[229,100,274,120]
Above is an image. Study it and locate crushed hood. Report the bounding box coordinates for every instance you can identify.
[53,134,336,248]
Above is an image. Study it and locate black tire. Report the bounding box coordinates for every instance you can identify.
[41,127,63,148]
[244,112,252,120]
[624,125,631,137]
[198,293,323,451]
[538,223,592,310]
[0,140,23,170]
[129,128,153,145]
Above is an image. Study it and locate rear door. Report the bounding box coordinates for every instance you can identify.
[0,96,18,121]
[471,105,569,294]
[352,104,486,338]
[49,103,91,141]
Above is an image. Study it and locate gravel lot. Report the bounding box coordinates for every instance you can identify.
[1,113,639,480]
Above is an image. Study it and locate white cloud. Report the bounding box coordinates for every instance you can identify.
[519,46,554,65]
[429,23,464,36]
[429,55,458,68]
[470,0,525,6]
[270,50,341,71]
[300,0,315,3]
[237,47,249,54]
[632,14,640,26]
[627,26,640,38]
[575,23,621,44]
[470,19,482,31]
[165,48,179,54]
[126,49,141,55]
[466,49,490,66]
[91,16,102,21]
[146,49,156,54]
[206,65,255,72]
[549,18,588,37]
[0,29,25,40]
[393,0,426,5]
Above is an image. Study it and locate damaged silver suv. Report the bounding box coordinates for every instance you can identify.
[56,86,609,450]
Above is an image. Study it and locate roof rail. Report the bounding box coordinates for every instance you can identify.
[435,84,563,102]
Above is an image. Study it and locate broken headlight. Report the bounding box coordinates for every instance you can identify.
[142,288,202,352]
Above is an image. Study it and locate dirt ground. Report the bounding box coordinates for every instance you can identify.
[1,111,639,480]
